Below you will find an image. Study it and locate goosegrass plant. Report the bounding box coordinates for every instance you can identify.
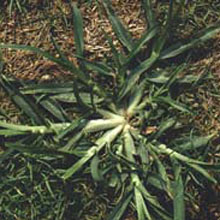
[0,0,220,219]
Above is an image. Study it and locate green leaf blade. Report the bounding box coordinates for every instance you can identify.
[0,76,45,125]
[160,24,220,59]
[107,192,132,220]
[103,0,134,51]
[72,3,84,57]
[125,25,159,64]
[0,44,89,84]
[172,159,185,220]
[135,187,152,220]
[91,154,104,181]
[119,54,158,99]
[142,0,157,28]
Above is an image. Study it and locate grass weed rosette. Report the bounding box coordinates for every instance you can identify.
[0,1,220,219]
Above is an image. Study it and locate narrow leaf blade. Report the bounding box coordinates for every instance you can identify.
[107,192,132,220]
[72,3,84,57]
[103,0,134,51]
[142,0,157,28]
[0,76,44,125]
[160,24,220,59]
[172,159,185,220]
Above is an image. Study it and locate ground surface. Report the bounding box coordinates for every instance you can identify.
[0,0,220,219]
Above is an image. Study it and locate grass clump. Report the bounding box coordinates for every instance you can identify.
[0,1,220,219]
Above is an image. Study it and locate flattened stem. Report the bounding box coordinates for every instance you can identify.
[123,124,137,163]
[83,118,125,133]
[63,124,124,179]
[0,121,71,135]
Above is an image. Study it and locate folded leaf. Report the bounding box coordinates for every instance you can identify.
[91,154,104,181]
